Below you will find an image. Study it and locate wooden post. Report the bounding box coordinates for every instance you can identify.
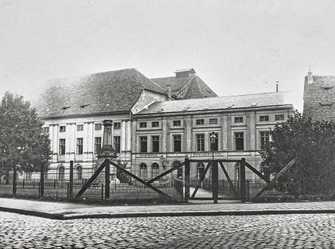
[12,165,17,197]
[105,159,110,200]
[240,158,246,203]
[184,156,190,202]
[39,164,45,198]
[69,160,74,200]
[212,160,218,204]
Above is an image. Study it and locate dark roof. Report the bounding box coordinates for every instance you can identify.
[138,92,292,115]
[311,75,335,86]
[151,75,217,99]
[36,68,166,118]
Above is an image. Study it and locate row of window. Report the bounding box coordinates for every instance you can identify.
[56,122,122,133]
[138,131,271,153]
[58,136,121,155]
[137,114,285,130]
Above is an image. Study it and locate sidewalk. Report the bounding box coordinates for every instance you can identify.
[1,197,335,220]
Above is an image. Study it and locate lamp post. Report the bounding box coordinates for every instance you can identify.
[209,132,218,203]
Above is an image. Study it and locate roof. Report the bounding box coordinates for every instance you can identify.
[137,92,292,115]
[151,75,217,99]
[311,75,335,86]
[36,68,166,118]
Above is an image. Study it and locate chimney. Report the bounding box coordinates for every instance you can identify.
[167,85,172,100]
[307,68,313,84]
[175,68,196,78]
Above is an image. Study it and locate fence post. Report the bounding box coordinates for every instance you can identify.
[69,160,74,200]
[184,156,190,202]
[39,164,45,198]
[105,159,110,200]
[212,160,218,204]
[240,158,246,203]
[101,184,104,200]
[12,165,17,197]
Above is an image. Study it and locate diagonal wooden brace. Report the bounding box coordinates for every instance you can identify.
[147,162,185,184]
[191,162,211,198]
[219,161,238,197]
[109,160,175,201]
[75,159,108,199]
[245,162,270,183]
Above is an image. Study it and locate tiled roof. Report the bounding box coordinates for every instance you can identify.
[151,75,217,99]
[138,92,292,115]
[36,68,166,118]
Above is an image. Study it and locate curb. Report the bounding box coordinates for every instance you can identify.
[2,206,335,220]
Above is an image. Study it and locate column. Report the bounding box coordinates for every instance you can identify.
[185,116,192,152]
[126,121,131,151]
[248,111,256,151]
[221,115,228,150]
[226,116,232,150]
[131,120,137,153]
[121,120,126,152]
[161,119,167,152]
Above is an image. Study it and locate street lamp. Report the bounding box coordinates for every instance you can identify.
[209,132,217,160]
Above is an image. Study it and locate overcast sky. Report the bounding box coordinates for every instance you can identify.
[1,0,335,111]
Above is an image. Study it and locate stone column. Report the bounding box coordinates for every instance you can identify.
[121,120,126,152]
[126,121,131,151]
[221,115,227,150]
[161,119,167,152]
[185,116,192,152]
[226,116,232,150]
[248,111,256,151]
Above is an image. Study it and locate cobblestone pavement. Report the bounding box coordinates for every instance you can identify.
[1,211,335,248]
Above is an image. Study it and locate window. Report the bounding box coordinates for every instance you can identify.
[60,126,66,132]
[260,131,270,150]
[259,115,269,122]
[173,120,181,127]
[173,134,182,152]
[275,114,285,121]
[77,124,83,131]
[139,122,147,128]
[76,166,82,180]
[152,121,159,128]
[234,132,244,151]
[95,123,102,130]
[209,118,218,125]
[114,136,120,153]
[209,132,219,151]
[139,163,148,179]
[114,122,121,129]
[196,134,205,152]
[196,119,204,125]
[151,163,159,178]
[76,138,83,155]
[58,166,65,181]
[43,127,49,134]
[234,117,243,123]
[59,139,66,155]
[140,136,148,153]
[151,136,160,152]
[94,137,102,154]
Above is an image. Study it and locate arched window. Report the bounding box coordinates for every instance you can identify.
[58,166,65,181]
[139,163,147,179]
[76,165,82,180]
[196,162,205,180]
[151,163,159,178]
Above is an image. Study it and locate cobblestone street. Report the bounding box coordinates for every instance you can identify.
[1,211,335,249]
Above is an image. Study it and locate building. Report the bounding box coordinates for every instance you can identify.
[304,70,335,121]
[36,67,293,182]
[132,92,293,181]
[36,68,217,180]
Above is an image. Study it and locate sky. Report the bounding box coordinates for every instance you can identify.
[1,0,335,111]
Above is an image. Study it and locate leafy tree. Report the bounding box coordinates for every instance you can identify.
[0,92,51,178]
[261,111,335,196]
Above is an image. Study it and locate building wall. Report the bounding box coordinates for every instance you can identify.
[43,114,132,180]
[132,107,292,181]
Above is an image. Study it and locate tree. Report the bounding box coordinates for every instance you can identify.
[0,92,51,178]
[261,111,335,196]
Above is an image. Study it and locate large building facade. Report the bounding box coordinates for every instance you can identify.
[36,68,293,182]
